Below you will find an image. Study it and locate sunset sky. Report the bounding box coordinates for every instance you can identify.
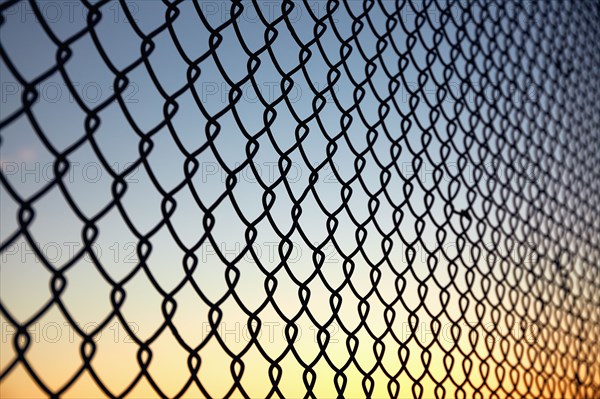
[1,0,598,398]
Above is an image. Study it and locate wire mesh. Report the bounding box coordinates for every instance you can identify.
[0,0,599,398]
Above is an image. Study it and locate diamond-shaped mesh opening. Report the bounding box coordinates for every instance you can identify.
[1,1,599,398]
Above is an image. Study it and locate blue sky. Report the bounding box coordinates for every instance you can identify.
[2,1,597,397]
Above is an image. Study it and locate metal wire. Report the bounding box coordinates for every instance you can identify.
[0,0,599,398]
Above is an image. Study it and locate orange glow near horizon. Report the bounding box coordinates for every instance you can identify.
[2,279,599,398]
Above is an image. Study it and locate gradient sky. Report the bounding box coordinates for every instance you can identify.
[1,0,599,398]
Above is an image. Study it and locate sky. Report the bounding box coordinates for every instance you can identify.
[1,0,599,398]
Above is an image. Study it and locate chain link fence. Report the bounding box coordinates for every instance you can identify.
[1,0,599,398]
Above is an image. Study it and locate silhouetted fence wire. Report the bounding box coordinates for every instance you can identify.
[0,0,599,398]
